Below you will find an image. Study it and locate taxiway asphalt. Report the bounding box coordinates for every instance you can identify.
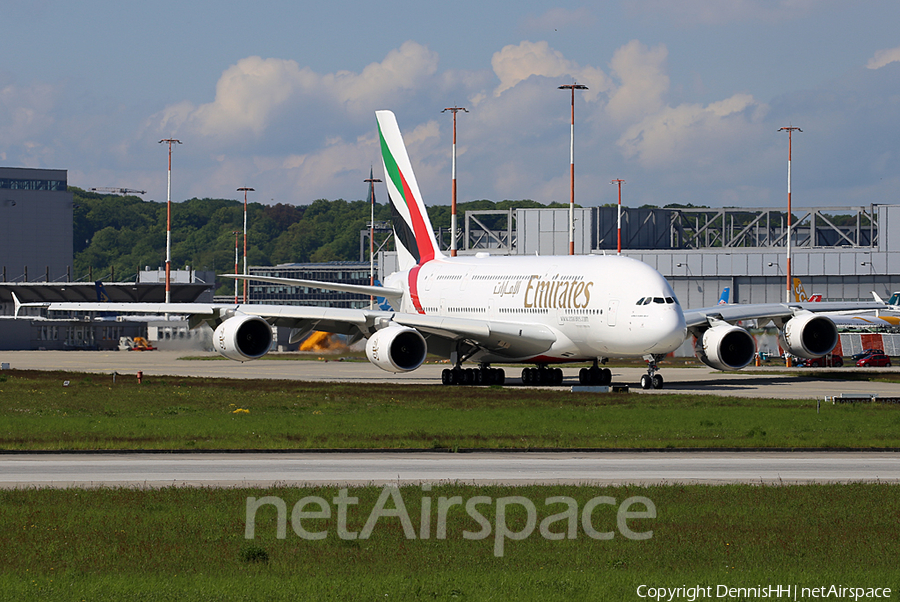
[1,349,897,399]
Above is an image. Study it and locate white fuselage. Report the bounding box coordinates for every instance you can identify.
[384,254,688,363]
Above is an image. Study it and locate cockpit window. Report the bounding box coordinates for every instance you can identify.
[653,297,664,304]
[642,298,652,305]
[665,297,675,304]
[636,297,645,305]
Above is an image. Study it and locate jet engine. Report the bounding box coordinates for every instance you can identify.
[778,313,838,359]
[213,315,273,361]
[694,323,757,371]
[365,325,427,373]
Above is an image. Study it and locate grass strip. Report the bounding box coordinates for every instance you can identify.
[1,483,898,601]
[2,370,900,450]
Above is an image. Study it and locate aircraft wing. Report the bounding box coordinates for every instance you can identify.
[682,300,888,329]
[15,295,557,358]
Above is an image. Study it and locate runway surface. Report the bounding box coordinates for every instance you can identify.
[2,350,898,399]
[2,451,898,488]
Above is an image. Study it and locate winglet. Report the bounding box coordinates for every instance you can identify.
[12,292,21,317]
[872,291,885,304]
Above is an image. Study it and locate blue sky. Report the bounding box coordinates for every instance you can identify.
[2,0,900,210]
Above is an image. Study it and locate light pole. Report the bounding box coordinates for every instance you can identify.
[364,168,382,306]
[442,106,467,256]
[159,138,181,303]
[559,83,588,255]
[232,231,240,303]
[611,179,626,254]
[237,187,254,303]
[778,126,801,304]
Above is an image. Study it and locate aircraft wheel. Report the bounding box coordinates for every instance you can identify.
[601,368,612,386]
[552,368,563,386]
[441,369,452,385]
[651,374,664,389]
[640,374,652,390]
[495,368,505,385]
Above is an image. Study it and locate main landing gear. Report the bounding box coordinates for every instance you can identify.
[578,359,612,386]
[441,364,505,386]
[640,354,665,390]
[521,365,564,386]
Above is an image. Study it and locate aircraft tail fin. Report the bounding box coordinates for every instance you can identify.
[95,281,111,303]
[376,110,443,272]
[717,287,730,305]
[792,278,809,302]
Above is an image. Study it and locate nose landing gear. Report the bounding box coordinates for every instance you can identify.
[640,354,665,389]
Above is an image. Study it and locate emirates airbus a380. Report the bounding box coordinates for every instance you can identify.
[16,111,888,388]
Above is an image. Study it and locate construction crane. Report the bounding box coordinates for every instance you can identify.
[90,187,147,195]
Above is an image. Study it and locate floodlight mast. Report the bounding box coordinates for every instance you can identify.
[237,187,255,303]
[442,106,467,257]
[778,126,801,305]
[232,231,240,303]
[364,168,382,306]
[559,83,588,255]
[159,138,182,303]
[611,179,626,254]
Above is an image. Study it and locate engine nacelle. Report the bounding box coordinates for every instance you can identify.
[365,325,427,373]
[213,315,273,361]
[694,323,757,371]
[778,313,838,359]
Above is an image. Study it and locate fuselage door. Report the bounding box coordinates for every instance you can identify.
[607,299,619,327]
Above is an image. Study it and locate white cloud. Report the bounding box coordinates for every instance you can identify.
[490,41,611,99]
[866,46,900,70]
[147,41,439,143]
[606,40,669,123]
[618,93,766,167]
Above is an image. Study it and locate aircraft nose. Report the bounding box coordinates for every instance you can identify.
[647,306,687,353]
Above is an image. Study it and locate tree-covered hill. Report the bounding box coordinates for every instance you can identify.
[71,188,564,296]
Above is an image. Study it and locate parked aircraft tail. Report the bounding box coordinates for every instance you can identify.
[717,287,730,305]
[95,281,111,302]
[376,110,444,272]
[792,278,823,302]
